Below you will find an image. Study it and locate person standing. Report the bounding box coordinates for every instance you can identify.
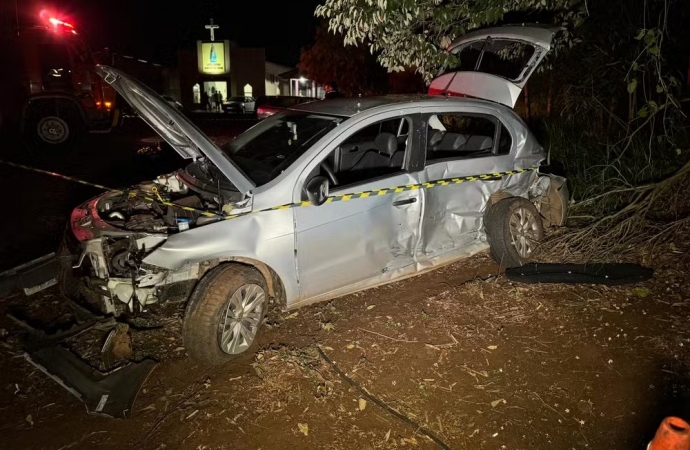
[210,87,217,112]
[201,91,209,111]
[215,91,223,112]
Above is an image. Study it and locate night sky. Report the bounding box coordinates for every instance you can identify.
[18,0,323,66]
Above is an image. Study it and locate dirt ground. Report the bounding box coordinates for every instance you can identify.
[1,249,689,450]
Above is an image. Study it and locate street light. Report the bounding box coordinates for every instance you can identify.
[299,77,306,83]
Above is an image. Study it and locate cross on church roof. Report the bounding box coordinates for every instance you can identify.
[205,18,219,41]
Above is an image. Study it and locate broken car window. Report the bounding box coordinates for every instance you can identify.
[497,123,512,155]
[425,114,498,162]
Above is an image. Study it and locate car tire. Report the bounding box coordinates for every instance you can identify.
[183,264,268,366]
[24,103,83,152]
[486,197,544,269]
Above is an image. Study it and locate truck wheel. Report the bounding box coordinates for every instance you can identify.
[25,104,83,151]
[183,265,268,366]
[486,197,544,269]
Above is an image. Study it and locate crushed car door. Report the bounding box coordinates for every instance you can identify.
[416,106,516,262]
[428,25,558,108]
[294,114,424,303]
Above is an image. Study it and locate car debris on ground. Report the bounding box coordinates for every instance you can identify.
[8,312,156,419]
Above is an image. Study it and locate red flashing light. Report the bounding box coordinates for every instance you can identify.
[49,17,74,28]
[43,12,77,33]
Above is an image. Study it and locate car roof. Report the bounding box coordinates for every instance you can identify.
[289,94,512,117]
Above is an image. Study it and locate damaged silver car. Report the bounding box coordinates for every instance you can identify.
[59,25,568,365]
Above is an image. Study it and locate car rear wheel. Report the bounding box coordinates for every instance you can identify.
[183,264,268,366]
[486,197,544,269]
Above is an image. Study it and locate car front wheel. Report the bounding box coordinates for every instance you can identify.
[486,197,544,269]
[183,264,268,366]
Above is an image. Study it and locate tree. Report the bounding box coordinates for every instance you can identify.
[298,25,388,96]
[315,0,587,81]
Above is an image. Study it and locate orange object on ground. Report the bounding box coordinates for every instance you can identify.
[648,417,690,450]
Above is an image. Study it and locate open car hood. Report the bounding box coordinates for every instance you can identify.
[428,25,558,108]
[97,65,255,195]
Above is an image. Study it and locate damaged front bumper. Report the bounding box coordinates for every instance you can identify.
[61,196,202,315]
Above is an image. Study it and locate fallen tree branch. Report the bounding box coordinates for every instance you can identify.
[543,160,690,261]
[572,183,654,208]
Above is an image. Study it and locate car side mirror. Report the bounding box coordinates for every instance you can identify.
[304,176,329,206]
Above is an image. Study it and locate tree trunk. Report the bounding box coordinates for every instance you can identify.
[607,98,616,134]
[627,90,636,135]
[524,82,531,123]
[546,75,553,118]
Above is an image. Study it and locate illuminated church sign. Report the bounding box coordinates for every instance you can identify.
[201,42,226,74]
[198,19,228,75]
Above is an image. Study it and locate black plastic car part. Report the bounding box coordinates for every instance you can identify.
[505,263,654,285]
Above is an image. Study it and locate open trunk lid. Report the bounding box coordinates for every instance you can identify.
[428,25,559,108]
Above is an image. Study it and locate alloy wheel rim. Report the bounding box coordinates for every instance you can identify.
[218,284,265,355]
[508,206,540,259]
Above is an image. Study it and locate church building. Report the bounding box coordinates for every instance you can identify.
[178,19,266,108]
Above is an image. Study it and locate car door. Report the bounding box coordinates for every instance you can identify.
[293,113,424,302]
[416,105,515,263]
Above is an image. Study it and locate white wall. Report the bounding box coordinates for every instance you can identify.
[265,78,281,96]
[265,61,292,97]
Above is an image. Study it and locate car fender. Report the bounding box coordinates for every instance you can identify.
[142,208,298,307]
[213,257,287,310]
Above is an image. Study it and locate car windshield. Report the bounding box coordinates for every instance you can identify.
[222,111,343,186]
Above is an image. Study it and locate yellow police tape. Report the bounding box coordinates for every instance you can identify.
[0,159,538,221]
[226,167,539,219]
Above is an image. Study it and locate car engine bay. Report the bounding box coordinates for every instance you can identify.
[65,160,250,314]
[97,160,244,235]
